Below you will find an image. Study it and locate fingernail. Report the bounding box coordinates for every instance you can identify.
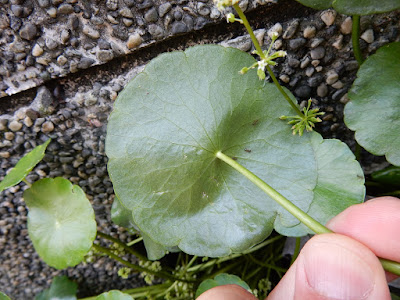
[303,242,375,299]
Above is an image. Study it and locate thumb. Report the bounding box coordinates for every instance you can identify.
[268,233,390,300]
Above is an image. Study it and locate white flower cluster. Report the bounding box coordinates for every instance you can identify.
[213,0,240,11]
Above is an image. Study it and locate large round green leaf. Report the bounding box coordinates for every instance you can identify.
[24,177,97,269]
[296,0,400,15]
[344,42,400,166]
[0,292,11,300]
[106,45,364,257]
[0,139,50,193]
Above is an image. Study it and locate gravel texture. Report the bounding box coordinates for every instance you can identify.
[1,0,399,298]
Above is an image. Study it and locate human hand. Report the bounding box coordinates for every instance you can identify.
[197,196,400,300]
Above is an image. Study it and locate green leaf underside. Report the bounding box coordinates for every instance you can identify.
[25,177,97,269]
[95,290,133,300]
[0,292,11,300]
[106,45,364,257]
[195,273,251,298]
[35,276,77,300]
[0,139,51,193]
[296,0,400,14]
[344,42,400,166]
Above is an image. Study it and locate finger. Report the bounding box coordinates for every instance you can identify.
[196,284,257,300]
[327,196,400,263]
[268,233,390,300]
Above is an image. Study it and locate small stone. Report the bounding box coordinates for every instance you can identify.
[78,57,95,69]
[310,46,325,60]
[331,80,344,89]
[300,57,310,69]
[332,34,343,49]
[123,18,133,27]
[288,38,306,50]
[57,55,67,65]
[106,0,118,10]
[107,14,119,24]
[60,29,70,44]
[317,83,328,97]
[283,20,299,39]
[332,88,347,101]
[0,152,10,159]
[158,2,171,17]
[45,38,58,50]
[37,0,50,7]
[326,70,339,85]
[119,7,133,18]
[197,3,210,16]
[57,3,74,14]
[41,121,54,133]
[127,33,142,49]
[279,74,290,83]
[305,67,314,77]
[268,23,283,38]
[148,24,164,39]
[340,17,352,35]
[303,26,316,39]
[361,29,374,43]
[4,132,15,140]
[46,7,57,18]
[171,22,188,34]
[32,44,43,57]
[321,10,337,26]
[316,66,323,72]
[97,50,114,62]
[23,117,33,127]
[19,23,37,40]
[210,7,220,19]
[31,87,54,116]
[145,7,158,23]
[8,120,23,132]
[83,25,100,39]
[310,38,324,48]
[311,60,320,67]
[288,57,300,68]
[294,86,311,99]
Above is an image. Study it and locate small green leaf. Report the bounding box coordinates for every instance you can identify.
[35,276,77,300]
[195,273,251,298]
[295,0,400,15]
[24,177,97,269]
[371,166,400,186]
[106,45,364,257]
[344,42,400,166]
[95,290,133,300]
[0,292,11,300]
[0,139,51,193]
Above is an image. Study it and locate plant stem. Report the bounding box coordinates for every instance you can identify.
[290,237,301,265]
[97,231,148,261]
[352,15,364,66]
[216,151,330,234]
[92,244,194,283]
[216,151,400,276]
[233,3,264,59]
[233,3,303,118]
[127,236,143,246]
[22,178,32,188]
[266,65,303,117]
[187,235,283,273]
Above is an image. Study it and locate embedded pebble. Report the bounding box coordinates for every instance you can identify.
[8,120,23,132]
[310,47,325,60]
[32,44,44,57]
[127,33,143,49]
[283,20,299,39]
[19,23,37,41]
[303,26,316,39]
[340,17,352,35]
[332,35,343,50]
[83,25,100,39]
[268,23,283,38]
[317,83,328,97]
[326,70,339,85]
[41,121,54,133]
[321,10,337,26]
[361,29,374,43]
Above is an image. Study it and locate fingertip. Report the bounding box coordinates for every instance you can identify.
[294,234,390,300]
[196,284,257,300]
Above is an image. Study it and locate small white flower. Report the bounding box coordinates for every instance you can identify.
[213,0,240,11]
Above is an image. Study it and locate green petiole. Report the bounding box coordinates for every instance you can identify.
[216,151,400,276]
[352,15,364,66]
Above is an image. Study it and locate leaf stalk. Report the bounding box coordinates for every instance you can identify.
[352,15,364,65]
[216,151,400,276]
